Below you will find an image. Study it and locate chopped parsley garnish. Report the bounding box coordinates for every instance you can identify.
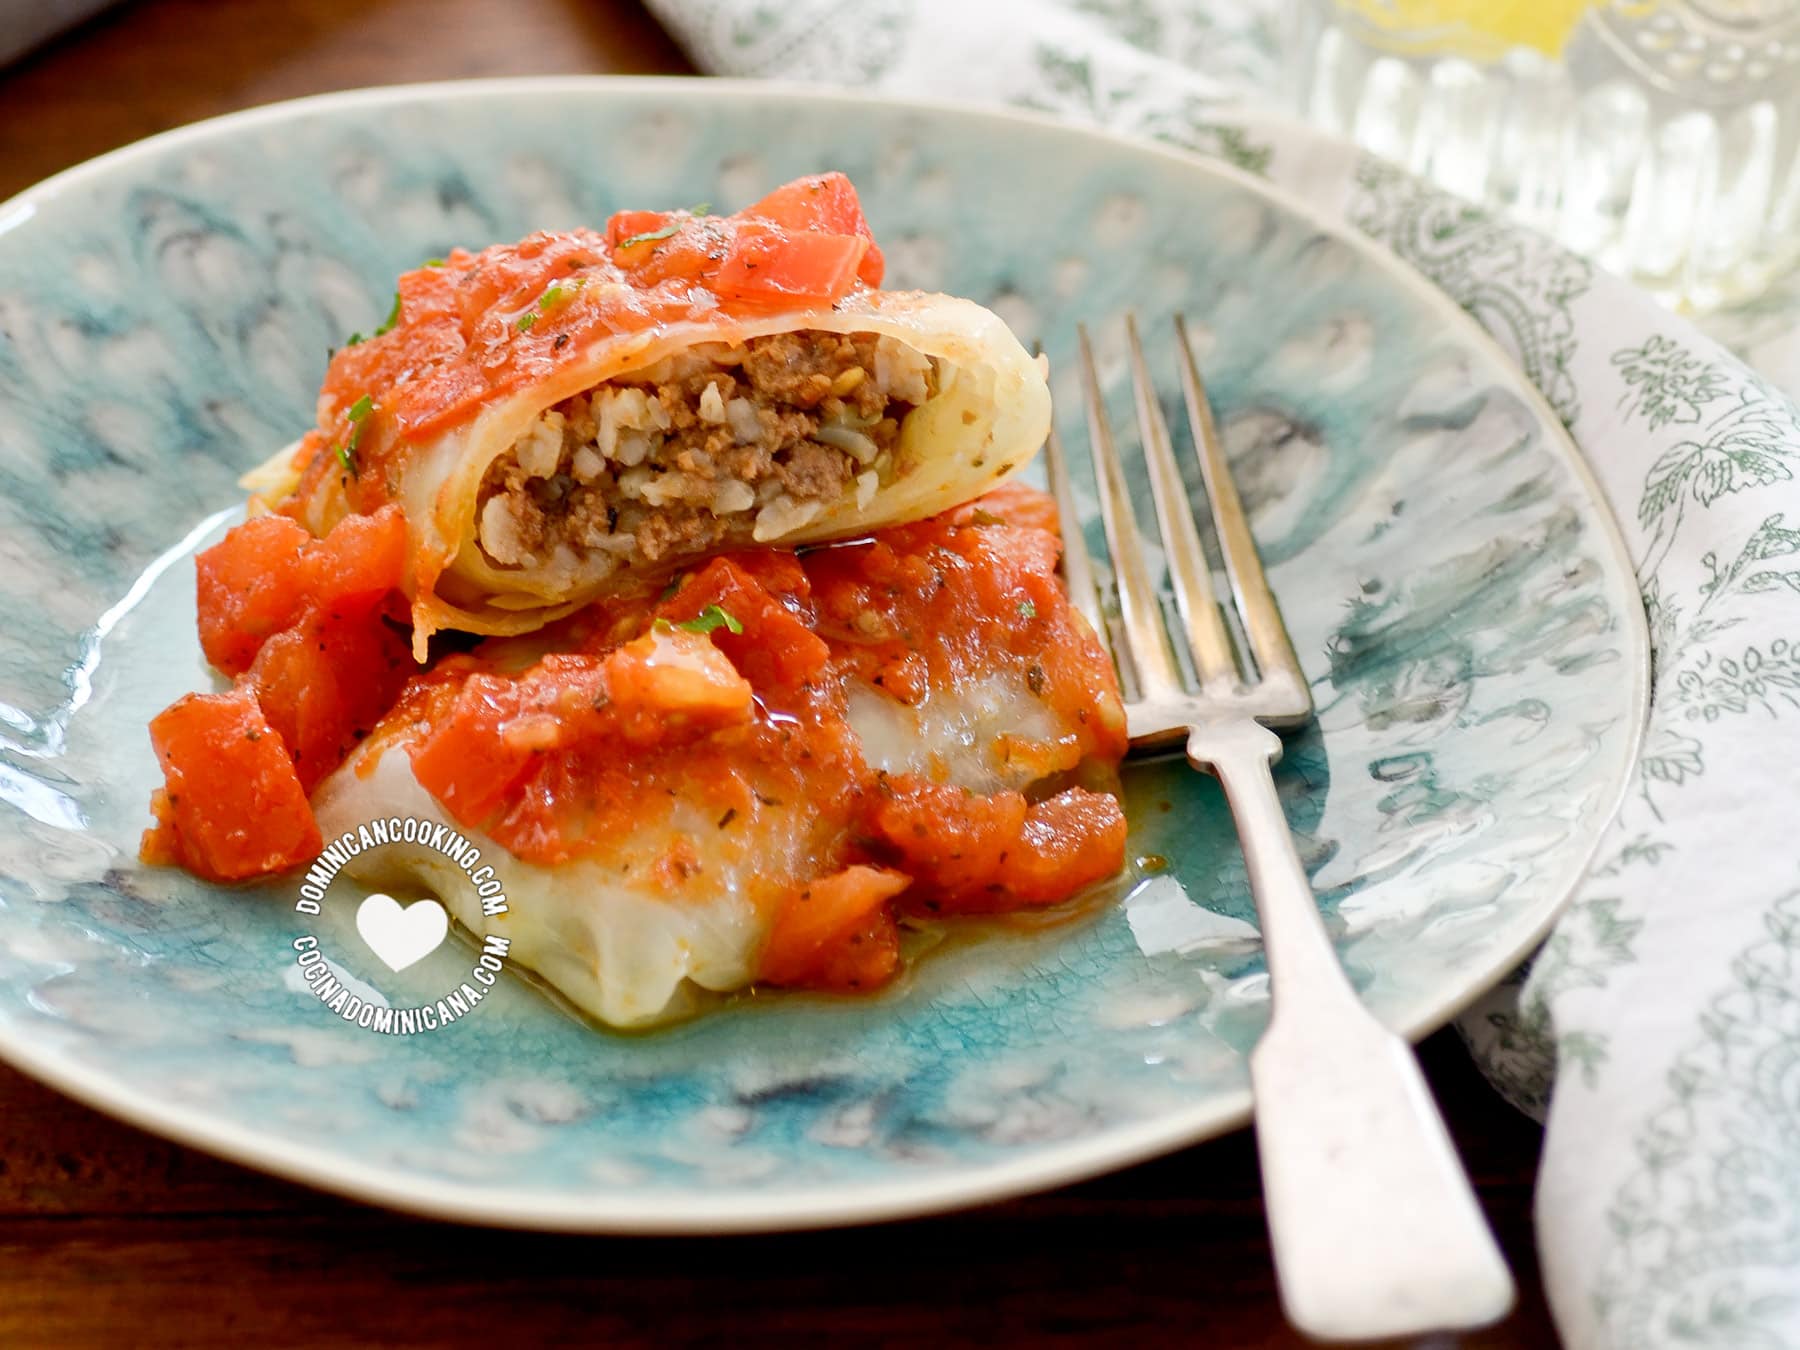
[423,256,446,267]
[616,221,682,251]
[658,575,685,601]
[518,278,586,331]
[333,395,376,478]
[675,604,743,636]
[1018,599,1037,619]
[343,331,365,348]
[372,290,402,337]
[617,203,708,252]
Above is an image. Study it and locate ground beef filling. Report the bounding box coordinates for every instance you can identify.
[475,330,937,573]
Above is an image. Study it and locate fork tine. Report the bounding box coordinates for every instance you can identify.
[1125,315,1240,698]
[1175,315,1313,719]
[1041,420,1107,647]
[1076,324,1184,698]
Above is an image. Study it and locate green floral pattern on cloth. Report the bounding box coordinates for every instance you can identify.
[1594,887,1800,1346]
[643,1,1800,1343]
[1348,157,1591,427]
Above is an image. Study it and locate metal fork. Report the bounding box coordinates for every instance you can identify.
[1048,317,1516,1342]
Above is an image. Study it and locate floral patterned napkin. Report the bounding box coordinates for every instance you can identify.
[645,2,1800,1343]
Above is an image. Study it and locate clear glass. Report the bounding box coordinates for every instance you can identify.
[1287,0,1800,312]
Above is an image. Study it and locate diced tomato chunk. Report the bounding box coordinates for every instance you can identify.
[1004,789,1131,905]
[872,779,1028,900]
[711,223,869,312]
[143,688,320,881]
[603,176,882,300]
[408,674,545,827]
[743,173,885,287]
[301,505,408,618]
[809,908,902,991]
[246,609,413,793]
[609,228,719,290]
[873,777,1127,914]
[759,865,910,989]
[195,514,313,675]
[659,557,830,692]
[195,504,408,678]
[602,207,733,290]
[605,209,675,251]
[602,626,755,742]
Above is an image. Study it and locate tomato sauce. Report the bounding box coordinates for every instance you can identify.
[143,483,1130,993]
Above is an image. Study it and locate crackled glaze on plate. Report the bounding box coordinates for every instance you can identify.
[0,79,1646,1229]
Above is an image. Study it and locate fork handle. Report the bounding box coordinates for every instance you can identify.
[1189,719,1516,1343]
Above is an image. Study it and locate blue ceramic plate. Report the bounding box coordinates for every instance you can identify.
[0,79,1646,1229]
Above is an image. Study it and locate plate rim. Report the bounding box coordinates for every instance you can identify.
[0,74,1651,1231]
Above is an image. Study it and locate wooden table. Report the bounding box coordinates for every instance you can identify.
[0,3,1560,1344]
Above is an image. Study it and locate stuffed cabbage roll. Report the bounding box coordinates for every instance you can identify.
[249,175,1050,653]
